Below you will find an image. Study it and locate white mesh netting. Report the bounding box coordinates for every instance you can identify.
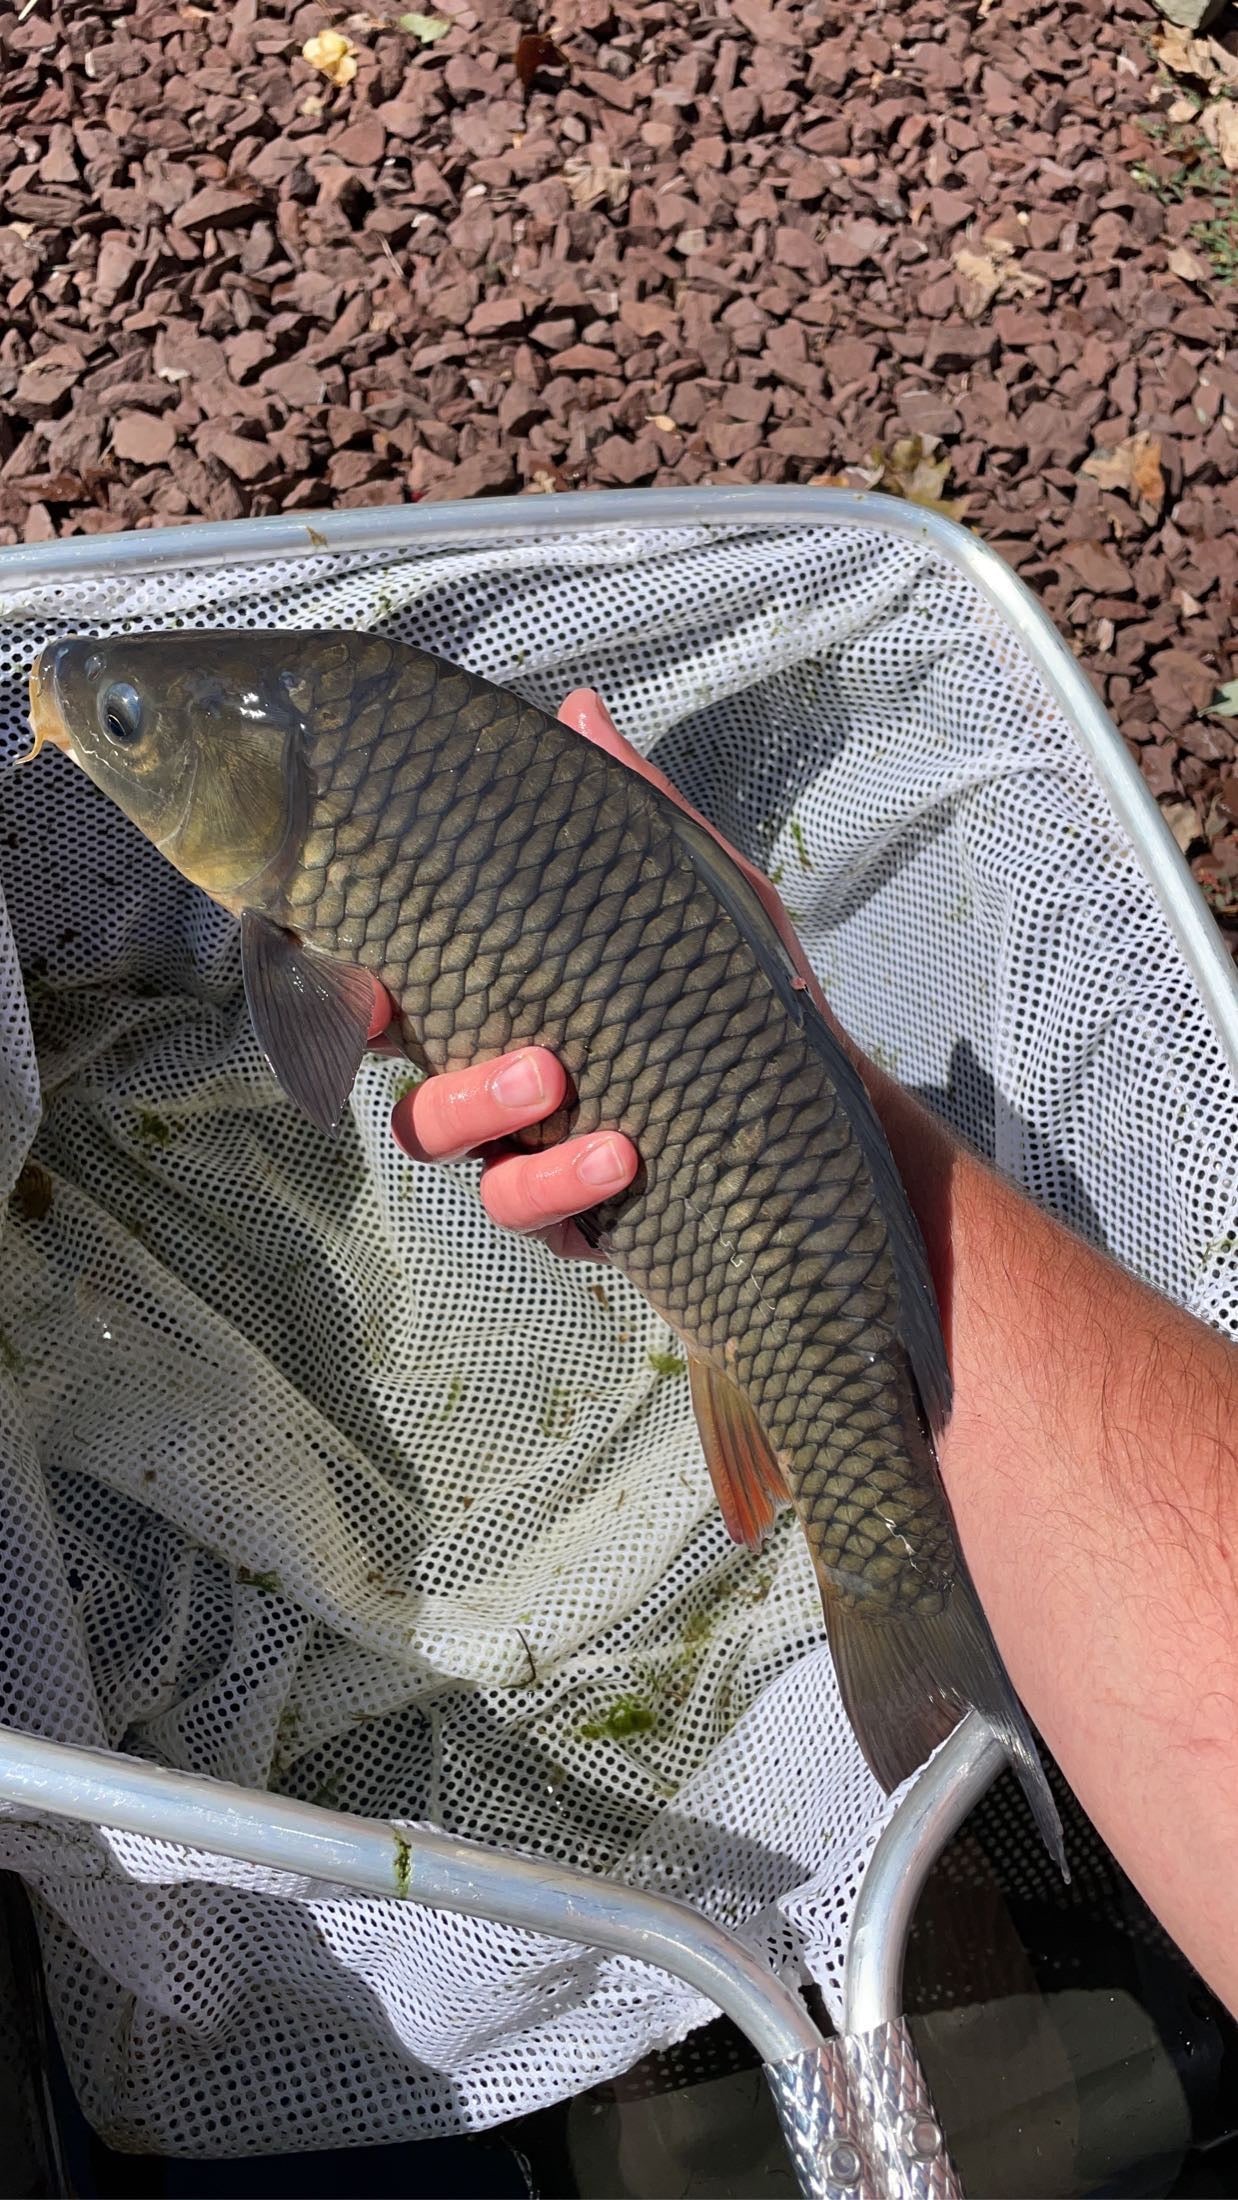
[0,513,1234,2158]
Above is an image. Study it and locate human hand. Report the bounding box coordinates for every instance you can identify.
[368,688,829,1259]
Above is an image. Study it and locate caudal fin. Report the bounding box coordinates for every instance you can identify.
[824,1573,1068,1881]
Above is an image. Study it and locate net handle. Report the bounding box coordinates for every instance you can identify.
[0,1715,998,2195]
[844,1712,1004,2035]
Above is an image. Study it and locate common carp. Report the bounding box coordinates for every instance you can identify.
[27,630,1065,1870]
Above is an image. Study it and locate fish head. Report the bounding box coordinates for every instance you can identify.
[27,632,310,911]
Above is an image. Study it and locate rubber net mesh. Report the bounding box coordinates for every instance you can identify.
[0,517,1233,2157]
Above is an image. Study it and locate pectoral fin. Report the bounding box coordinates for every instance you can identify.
[688,1353,791,1548]
[241,908,375,1138]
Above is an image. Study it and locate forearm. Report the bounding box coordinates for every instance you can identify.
[866,1064,1238,2011]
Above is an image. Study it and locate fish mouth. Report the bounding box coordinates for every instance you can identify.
[22,644,76,763]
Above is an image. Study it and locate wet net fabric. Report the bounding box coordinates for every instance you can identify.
[0,514,1233,2156]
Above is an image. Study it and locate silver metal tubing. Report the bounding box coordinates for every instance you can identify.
[766,2044,884,2200]
[844,1714,1006,2037]
[0,1726,821,2067]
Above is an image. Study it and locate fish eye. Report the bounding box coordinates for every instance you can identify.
[98,681,143,746]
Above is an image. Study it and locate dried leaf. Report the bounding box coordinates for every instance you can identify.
[1168,242,1214,285]
[302,28,358,86]
[1078,450,1125,491]
[862,435,971,520]
[1154,23,1204,74]
[809,461,884,491]
[515,29,566,89]
[952,233,1045,322]
[953,246,1004,319]
[1200,98,1238,172]
[1005,268,1046,302]
[1179,589,1203,618]
[647,413,676,432]
[561,154,630,210]
[1079,432,1165,508]
[885,436,950,504]
[1162,799,1202,853]
[1207,678,1238,718]
[1154,24,1238,92]
[399,11,450,37]
[1130,442,1165,505]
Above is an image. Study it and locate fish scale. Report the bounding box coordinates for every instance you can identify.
[29,624,1066,1870]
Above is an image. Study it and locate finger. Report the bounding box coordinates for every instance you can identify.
[392,1048,567,1164]
[534,1218,607,1263]
[559,689,713,830]
[479,1131,638,1234]
[366,977,398,1043]
[559,686,672,785]
[558,688,829,1017]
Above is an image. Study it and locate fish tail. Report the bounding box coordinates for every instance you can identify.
[824,1571,1069,1881]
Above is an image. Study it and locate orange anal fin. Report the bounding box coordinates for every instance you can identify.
[688,1353,791,1549]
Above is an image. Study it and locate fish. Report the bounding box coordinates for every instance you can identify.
[27,629,1066,1872]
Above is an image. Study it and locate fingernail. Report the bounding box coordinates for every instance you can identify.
[576,1136,628,1190]
[491,1052,545,1109]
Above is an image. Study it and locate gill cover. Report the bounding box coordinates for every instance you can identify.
[172,714,313,906]
[27,635,314,909]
